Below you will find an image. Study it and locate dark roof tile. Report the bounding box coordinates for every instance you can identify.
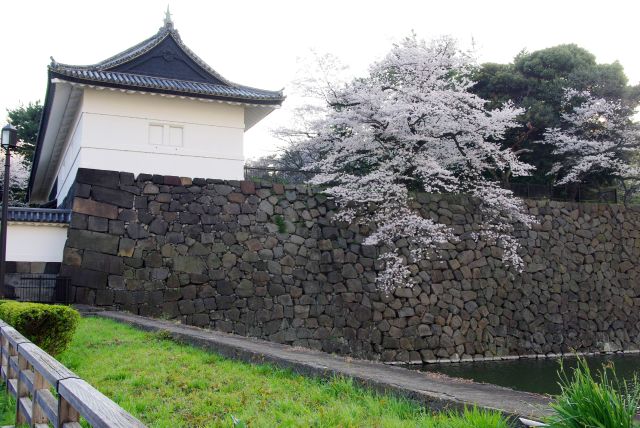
[5,208,71,224]
[48,22,284,105]
[51,67,283,103]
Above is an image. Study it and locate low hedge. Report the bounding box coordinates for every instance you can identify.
[0,301,79,355]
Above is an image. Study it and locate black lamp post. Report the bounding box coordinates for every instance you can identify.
[0,124,17,298]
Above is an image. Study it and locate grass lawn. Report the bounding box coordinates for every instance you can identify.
[0,384,13,426]
[0,316,508,427]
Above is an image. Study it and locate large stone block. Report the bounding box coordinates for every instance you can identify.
[236,279,254,297]
[69,268,109,289]
[67,229,119,255]
[75,168,119,188]
[95,289,115,306]
[240,181,256,195]
[87,216,108,232]
[173,256,207,274]
[91,186,135,208]
[180,212,200,224]
[164,175,182,186]
[82,250,124,275]
[126,223,149,240]
[63,248,82,267]
[118,238,135,257]
[72,198,118,219]
[149,218,169,235]
[178,300,196,314]
[70,213,88,229]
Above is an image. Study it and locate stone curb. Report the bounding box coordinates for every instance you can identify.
[88,310,552,422]
[388,348,640,366]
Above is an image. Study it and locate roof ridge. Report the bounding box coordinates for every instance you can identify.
[47,16,286,97]
[96,29,170,70]
[49,20,238,88]
[46,16,284,105]
[50,27,171,71]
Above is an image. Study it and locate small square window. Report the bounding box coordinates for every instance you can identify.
[148,124,163,146]
[168,126,183,147]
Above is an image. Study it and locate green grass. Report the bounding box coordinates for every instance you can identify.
[1,317,509,427]
[273,214,287,233]
[0,386,14,426]
[548,358,640,428]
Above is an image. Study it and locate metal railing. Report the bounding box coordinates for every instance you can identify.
[0,318,146,427]
[243,166,317,183]
[508,182,618,203]
[5,275,71,305]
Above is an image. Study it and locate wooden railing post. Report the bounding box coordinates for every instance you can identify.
[31,371,48,427]
[1,318,146,427]
[6,339,17,385]
[58,396,81,428]
[0,322,6,387]
[15,351,30,425]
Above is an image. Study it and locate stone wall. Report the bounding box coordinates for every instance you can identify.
[61,168,640,363]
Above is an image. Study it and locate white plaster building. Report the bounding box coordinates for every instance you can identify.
[28,11,284,206]
[2,208,70,301]
[4,11,283,272]
[4,208,70,262]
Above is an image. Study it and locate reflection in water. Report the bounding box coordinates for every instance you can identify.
[410,354,640,395]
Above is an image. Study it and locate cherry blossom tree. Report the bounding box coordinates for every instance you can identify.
[265,52,348,179]
[300,35,535,291]
[542,89,640,204]
[0,150,30,207]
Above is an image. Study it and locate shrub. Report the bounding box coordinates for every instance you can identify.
[0,301,80,355]
[548,357,640,428]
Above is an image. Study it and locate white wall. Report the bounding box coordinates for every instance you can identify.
[57,109,84,203]
[56,88,246,202]
[6,223,68,262]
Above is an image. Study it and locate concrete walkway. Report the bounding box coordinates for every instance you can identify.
[88,310,552,421]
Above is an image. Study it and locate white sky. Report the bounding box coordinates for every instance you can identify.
[0,0,638,160]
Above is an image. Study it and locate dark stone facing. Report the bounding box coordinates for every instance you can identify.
[67,229,119,255]
[62,168,640,364]
[72,198,118,220]
[91,186,135,208]
[75,168,119,188]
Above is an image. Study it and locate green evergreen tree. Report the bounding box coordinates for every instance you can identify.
[6,101,43,166]
[472,44,640,185]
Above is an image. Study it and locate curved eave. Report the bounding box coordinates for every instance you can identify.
[49,71,284,107]
[29,74,83,204]
[28,75,55,202]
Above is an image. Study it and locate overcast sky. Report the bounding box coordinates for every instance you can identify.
[0,0,638,160]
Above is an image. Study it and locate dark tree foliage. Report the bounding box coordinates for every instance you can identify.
[245,142,321,184]
[7,101,43,166]
[472,44,640,185]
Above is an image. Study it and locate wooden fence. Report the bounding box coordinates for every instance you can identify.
[0,319,145,428]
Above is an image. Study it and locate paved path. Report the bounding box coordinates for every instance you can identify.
[89,310,552,421]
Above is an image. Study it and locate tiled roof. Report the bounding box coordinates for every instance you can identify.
[50,67,283,104]
[48,19,284,105]
[5,208,71,224]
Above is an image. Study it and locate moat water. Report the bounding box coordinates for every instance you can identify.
[411,354,640,395]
